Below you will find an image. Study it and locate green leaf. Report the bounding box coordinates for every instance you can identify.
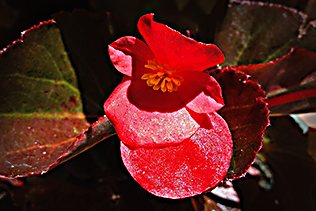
[216,1,306,66]
[0,21,90,178]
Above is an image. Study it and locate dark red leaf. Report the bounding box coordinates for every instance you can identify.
[45,116,116,173]
[234,47,316,115]
[216,0,306,66]
[210,67,269,179]
[235,47,316,93]
[298,19,316,52]
[258,116,316,210]
[203,195,241,211]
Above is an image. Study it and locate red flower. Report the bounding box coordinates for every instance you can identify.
[121,112,232,199]
[104,13,233,199]
[104,13,225,148]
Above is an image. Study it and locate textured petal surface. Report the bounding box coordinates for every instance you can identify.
[108,36,155,77]
[103,80,200,148]
[121,112,232,199]
[137,14,224,71]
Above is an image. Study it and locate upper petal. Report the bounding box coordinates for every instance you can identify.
[121,112,233,199]
[108,36,155,77]
[127,71,224,113]
[103,79,200,148]
[176,71,224,113]
[137,14,225,71]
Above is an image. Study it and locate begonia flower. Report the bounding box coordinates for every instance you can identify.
[121,112,232,199]
[104,13,225,148]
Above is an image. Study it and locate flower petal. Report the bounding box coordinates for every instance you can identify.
[127,71,224,113]
[108,36,155,77]
[176,71,224,113]
[137,14,225,71]
[128,77,184,112]
[121,112,233,199]
[103,79,200,148]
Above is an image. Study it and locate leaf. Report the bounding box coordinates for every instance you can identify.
[235,47,316,93]
[203,195,240,211]
[0,21,90,178]
[234,47,316,115]
[211,182,240,203]
[210,67,269,179]
[216,0,306,66]
[203,195,223,211]
[290,113,316,133]
[298,19,316,52]
[258,116,316,210]
[44,116,116,173]
[52,10,131,117]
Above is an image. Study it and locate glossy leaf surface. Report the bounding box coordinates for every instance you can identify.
[235,47,316,115]
[210,67,269,179]
[45,116,116,173]
[0,21,90,178]
[216,1,306,66]
[257,117,316,210]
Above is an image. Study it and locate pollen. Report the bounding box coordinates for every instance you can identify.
[142,59,183,92]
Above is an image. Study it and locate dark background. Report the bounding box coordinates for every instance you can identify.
[1,0,316,210]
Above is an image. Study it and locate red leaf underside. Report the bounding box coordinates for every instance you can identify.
[0,117,89,178]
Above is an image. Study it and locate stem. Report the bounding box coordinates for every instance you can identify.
[266,87,316,108]
[191,197,199,211]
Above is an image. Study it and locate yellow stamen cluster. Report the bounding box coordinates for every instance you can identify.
[141,59,183,93]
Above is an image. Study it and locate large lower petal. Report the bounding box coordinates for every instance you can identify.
[137,14,225,71]
[121,112,233,199]
[176,71,224,113]
[104,80,200,148]
[108,36,155,77]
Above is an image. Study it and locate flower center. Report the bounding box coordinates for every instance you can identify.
[141,59,183,93]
